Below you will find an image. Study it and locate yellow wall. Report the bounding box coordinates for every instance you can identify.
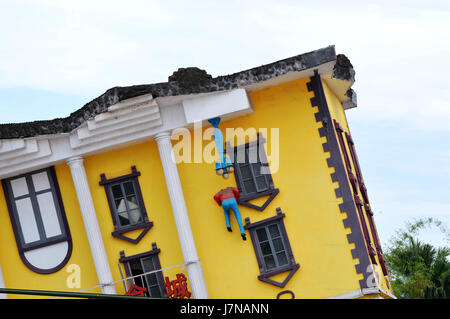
[175,77,363,298]
[82,140,186,295]
[0,75,386,299]
[0,141,188,298]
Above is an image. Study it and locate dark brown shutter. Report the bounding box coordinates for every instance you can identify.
[333,120,358,194]
[345,131,389,276]
[333,120,378,265]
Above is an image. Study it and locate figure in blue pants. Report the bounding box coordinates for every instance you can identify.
[208,117,234,178]
[214,187,246,240]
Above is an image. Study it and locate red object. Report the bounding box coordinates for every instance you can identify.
[165,273,191,299]
[125,284,147,297]
[214,187,239,206]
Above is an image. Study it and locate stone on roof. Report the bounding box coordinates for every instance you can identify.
[0,45,351,139]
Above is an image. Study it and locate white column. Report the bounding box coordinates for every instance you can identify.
[154,131,209,299]
[66,156,116,295]
[0,265,7,299]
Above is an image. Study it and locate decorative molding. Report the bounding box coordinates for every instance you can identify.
[0,139,52,171]
[70,96,162,149]
[99,166,141,185]
[0,139,25,153]
[238,188,279,212]
[119,242,161,263]
[111,222,153,244]
[307,71,373,290]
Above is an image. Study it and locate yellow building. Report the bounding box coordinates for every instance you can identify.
[0,45,395,299]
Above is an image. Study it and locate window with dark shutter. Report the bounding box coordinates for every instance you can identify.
[226,133,279,211]
[255,222,289,272]
[333,119,390,278]
[345,131,389,277]
[244,207,299,288]
[110,180,144,227]
[100,166,153,244]
[119,243,166,298]
[333,119,377,264]
[237,148,270,194]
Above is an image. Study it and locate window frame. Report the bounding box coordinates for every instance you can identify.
[226,133,279,211]
[119,242,167,298]
[1,166,73,274]
[244,207,299,288]
[99,166,153,244]
[254,221,290,272]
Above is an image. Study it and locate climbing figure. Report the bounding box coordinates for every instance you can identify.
[214,187,246,240]
[208,117,234,179]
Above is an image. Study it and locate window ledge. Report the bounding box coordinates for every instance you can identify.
[238,188,279,211]
[112,220,154,244]
[258,263,300,288]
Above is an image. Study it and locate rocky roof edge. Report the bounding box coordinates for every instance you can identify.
[0,45,353,139]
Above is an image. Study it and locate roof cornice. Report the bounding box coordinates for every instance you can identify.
[0,45,345,140]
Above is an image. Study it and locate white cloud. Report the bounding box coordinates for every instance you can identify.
[1,1,449,102]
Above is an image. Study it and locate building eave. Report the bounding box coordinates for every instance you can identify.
[0,45,356,140]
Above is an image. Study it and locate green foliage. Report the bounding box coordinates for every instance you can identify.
[385,217,450,299]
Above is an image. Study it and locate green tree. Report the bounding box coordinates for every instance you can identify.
[385,218,450,299]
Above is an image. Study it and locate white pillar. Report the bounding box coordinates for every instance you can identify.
[0,265,7,299]
[66,156,116,295]
[154,131,209,299]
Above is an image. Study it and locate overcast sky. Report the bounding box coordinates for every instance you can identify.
[1,0,449,248]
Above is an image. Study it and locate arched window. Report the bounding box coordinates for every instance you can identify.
[2,167,72,274]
